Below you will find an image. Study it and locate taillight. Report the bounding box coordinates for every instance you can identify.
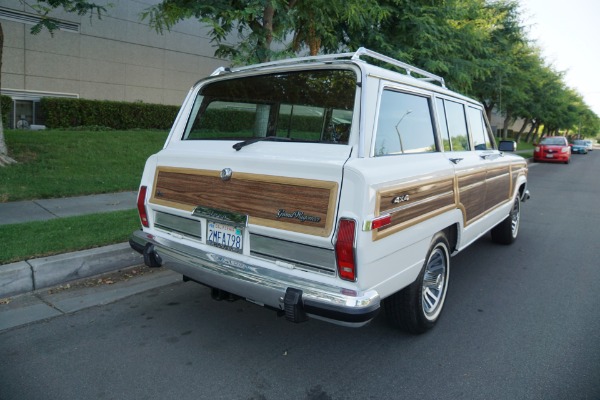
[335,219,356,281]
[137,186,149,227]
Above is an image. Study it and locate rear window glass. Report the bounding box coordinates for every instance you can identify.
[540,137,567,146]
[183,69,356,144]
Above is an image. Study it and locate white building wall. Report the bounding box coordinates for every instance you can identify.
[1,0,228,109]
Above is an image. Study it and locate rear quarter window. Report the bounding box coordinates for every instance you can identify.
[374,90,436,156]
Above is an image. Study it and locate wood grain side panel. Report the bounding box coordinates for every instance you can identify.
[457,170,486,224]
[378,179,455,214]
[485,166,510,210]
[150,167,338,237]
[373,178,456,240]
[511,163,527,198]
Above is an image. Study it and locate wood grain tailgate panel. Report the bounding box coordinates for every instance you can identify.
[150,167,338,237]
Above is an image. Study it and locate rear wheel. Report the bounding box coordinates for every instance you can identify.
[385,233,450,334]
[491,195,520,245]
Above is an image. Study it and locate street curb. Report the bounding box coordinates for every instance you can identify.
[0,243,143,298]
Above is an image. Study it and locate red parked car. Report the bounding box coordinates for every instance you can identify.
[533,136,571,164]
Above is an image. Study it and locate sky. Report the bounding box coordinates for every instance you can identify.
[518,0,600,117]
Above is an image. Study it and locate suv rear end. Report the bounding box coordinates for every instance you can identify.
[130,60,381,326]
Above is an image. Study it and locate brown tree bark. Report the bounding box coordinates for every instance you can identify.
[0,22,18,166]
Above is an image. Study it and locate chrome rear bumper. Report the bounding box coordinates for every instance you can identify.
[130,230,380,327]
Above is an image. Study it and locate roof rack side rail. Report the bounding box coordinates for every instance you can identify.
[352,47,446,88]
[210,52,356,76]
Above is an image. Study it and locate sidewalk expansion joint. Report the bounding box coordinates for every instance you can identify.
[32,200,60,218]
[34,293,66,315]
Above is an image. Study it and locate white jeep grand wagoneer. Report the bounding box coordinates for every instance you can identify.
[130,48,529,333]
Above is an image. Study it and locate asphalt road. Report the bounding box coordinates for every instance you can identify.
[1,152,600,400]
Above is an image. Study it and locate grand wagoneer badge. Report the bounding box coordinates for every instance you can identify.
[276,209,321,223]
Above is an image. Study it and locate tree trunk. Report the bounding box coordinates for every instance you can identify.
[258,3,275,62]
[502,112,512,139]
[524,122,535,143]
[514,118,529,143]
[0,22,17,167]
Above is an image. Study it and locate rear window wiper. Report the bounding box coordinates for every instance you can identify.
[232,136,292,151]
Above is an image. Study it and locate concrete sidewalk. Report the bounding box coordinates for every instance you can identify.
[0,191,138,226]
[0,191,145,298]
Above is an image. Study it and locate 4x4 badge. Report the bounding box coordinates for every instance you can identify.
[392,194,410,204]
[220,168,233,181]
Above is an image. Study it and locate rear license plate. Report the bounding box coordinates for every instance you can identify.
[546,154,554,158]
[207,221,243,253]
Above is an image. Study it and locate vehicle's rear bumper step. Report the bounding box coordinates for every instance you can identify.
[130,230,380,327]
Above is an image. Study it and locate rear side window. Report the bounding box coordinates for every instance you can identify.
[436,98,451,151]
[467,107,493,150]
[441,99,470,151]
[374,90,436,156]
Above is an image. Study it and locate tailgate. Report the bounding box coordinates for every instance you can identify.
[145,141,351,244]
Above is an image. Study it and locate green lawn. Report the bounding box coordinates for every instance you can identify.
[1,129,167,265]
[0,129,168,202]
[0,210,140,265]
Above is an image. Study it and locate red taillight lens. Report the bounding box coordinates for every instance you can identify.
[335,219,356,281]
[137,186,149,227]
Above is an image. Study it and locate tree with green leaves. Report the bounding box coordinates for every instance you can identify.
[141,0,388,63]
[0,0,106,167]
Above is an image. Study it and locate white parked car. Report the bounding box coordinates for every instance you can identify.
[130,48,530,333]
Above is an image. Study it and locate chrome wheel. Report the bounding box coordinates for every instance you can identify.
[422,246,449,320]
[384,233,451,333]
[491,195,522,245]
[510,196,520,239]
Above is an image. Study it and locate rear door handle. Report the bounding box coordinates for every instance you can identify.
[449,158,463,164]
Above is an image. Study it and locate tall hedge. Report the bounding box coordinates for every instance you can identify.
[42,98,180,130]
[1,95,11,126]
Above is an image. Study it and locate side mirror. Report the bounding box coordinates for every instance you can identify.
[498,140,517,152]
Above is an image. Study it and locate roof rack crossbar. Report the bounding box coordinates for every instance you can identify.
[209,47,446,88]
[352,47,445,87]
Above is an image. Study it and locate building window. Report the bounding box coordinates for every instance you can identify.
[12,99,45,129]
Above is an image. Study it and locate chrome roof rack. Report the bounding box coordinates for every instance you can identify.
[351,48,446,88]
[210,47,446,88]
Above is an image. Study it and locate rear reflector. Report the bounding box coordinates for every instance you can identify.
[335,219,357,281]
[371,214,392,230]
[137,186,149,227]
